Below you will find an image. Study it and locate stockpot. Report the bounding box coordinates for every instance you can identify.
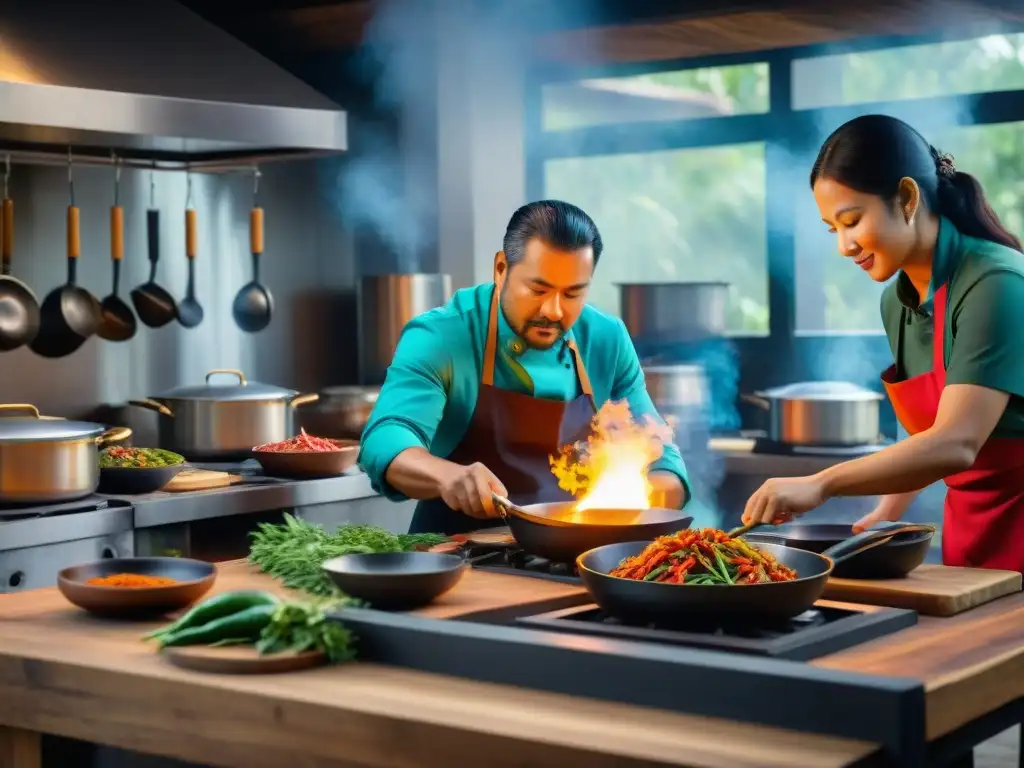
[742,381,883,447]
[129,368,319,461]
[0,403,132,505]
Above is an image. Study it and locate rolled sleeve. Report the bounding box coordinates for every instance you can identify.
[609,319,691,507]
[358,318,452,500]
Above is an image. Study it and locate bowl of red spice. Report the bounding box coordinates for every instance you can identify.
[58,557,216,618]
[252,429,359,479]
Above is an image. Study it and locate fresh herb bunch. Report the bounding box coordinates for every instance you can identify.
[257,598,357,662]
[248,513,449,596]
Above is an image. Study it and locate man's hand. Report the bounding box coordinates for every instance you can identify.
[438,462,509,519]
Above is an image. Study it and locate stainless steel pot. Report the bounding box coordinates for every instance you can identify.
[619,282,729,342]
[0,403,132,505]
[742,381,883,447]
[296,385,380,440]
[128,368,319,461]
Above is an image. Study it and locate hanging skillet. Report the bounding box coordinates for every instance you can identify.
[0,156,41,352]
[232,168,273,333]
[130,173,177,328]
[30,154,101,359]
[97,158,137,342]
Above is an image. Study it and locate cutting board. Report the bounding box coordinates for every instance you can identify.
[823,564,1022,616]
[162,645,326,675]
[162,469,242,493]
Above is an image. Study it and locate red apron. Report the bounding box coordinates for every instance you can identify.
[881,284,1024,572]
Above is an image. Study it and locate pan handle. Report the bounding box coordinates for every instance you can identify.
[739,394,770,410]
[127,399,174,418]
[289,393,320,409]
[821,523,937,564]
[491,492,516,521]
[96,427,133,447]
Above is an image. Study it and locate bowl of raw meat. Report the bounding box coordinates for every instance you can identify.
[252,429,359,479]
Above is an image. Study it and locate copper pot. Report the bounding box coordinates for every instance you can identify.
[296,385,380,440]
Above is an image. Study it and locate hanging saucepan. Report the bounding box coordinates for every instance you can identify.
[0,403,132,507]
[0,159,42,352]
[576,524,936,625]
[30,159,101,358]
[740,522,935,579]
[128,368,319,461]
[741,381,884,447]
[492,494,692,564]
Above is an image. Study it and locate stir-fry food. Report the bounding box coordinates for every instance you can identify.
[254,429,347,453]
[100,447,185,469]
[609,528,799,585]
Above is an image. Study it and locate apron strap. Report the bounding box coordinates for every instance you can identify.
[481,282,595,398]
[932,284,949,372]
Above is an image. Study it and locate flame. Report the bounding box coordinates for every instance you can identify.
[549,400,673,517]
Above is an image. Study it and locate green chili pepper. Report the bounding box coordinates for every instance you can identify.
[144,591,279,641]
[643,563,671,581]
[714,549,734,584]
[158,604,278,648]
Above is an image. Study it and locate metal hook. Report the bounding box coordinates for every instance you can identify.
[253,166,261,205]
[185,167,193,209]
[111,152,121,206]
[67,147,75,207]
[3,155,9,199]
[149,171,155,209]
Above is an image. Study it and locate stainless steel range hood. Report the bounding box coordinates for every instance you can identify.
[0,0,347,168]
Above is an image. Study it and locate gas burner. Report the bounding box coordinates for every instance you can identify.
[0,496,132,520]
[516,603,918,660]
[468,548,582,585]
[751,438,892,457]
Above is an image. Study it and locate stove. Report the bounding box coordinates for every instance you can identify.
[751,437,892,457]
[467,545,583,584]
[0,496,133,520]
[516,603,917,660]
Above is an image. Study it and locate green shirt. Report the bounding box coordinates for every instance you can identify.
[880,216,1024,437]
[358,282,690,502]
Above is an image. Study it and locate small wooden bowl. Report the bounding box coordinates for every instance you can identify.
[252,440,359,479]
[58,557,216,618]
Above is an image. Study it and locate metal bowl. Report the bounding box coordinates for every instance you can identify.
[322,552,467,610]
[57,557,216,618]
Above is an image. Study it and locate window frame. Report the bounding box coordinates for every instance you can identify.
[525,23,1024,432]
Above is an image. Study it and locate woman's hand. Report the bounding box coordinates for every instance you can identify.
[741,475,828,526]
[852,490,920,533]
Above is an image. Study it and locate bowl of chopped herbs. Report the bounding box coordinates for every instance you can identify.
[98,447,186,494]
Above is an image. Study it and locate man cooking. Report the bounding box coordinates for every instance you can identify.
[358,200,690,535]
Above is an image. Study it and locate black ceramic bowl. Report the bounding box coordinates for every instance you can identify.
[98,464,185,494]
[322,552,467,610]
[58,557,216,618]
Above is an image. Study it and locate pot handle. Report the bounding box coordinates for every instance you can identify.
[820,523,937,564]
[128,399,174,418]
[289,393,320,409]
[206,368,246,386]
[0,403,41,419]
[740,394,770,410]
[96,426,133,447]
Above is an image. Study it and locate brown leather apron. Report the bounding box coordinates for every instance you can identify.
[407,285,596,535]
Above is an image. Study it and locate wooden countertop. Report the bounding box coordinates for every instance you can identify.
[0,562,882,768]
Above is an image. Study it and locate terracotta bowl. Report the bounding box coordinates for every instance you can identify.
[58,557,216,618]
[252,440,359,479]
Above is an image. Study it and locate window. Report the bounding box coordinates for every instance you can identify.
[543,143,769,334]
[791,33,1024,109]
[542,63,769,131]
[794,119,1024,333]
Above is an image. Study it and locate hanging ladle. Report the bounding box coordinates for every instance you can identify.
[130,173,177,328]
[232,167,273,333]
[0,156,41,352]
[177,171,204,328]
[97,157,137,342]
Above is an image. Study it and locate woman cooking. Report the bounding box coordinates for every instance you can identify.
[741,114,1024,573]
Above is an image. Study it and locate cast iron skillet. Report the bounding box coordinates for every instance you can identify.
[576,524,935,625]
[742,522,935,579]
[493,494,692,564]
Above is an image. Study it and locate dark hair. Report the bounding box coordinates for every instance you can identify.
[503,200,604,266]
[810,114,1021,251]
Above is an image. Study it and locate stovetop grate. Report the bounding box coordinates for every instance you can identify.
[0,496,133,520]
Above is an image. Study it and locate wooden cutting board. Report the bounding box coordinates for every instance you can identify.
[162,469,242,493]
[822,564,1022,616]
[162,645,327,675]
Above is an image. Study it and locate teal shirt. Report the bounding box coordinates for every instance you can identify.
[358,282,690,503]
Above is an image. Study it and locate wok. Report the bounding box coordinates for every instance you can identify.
[493,494,692,563]
[576,524,935,624]
[741,522,934,579]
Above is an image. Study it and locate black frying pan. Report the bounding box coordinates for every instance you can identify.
[493,494,692,563]
[741,522,935,579]
[576,525,935,624]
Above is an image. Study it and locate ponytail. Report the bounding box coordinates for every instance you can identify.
[937,169,1022,252]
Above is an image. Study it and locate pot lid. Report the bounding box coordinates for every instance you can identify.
[0,405,105,443]
[152,369,299,402]
[757,381,883,401]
